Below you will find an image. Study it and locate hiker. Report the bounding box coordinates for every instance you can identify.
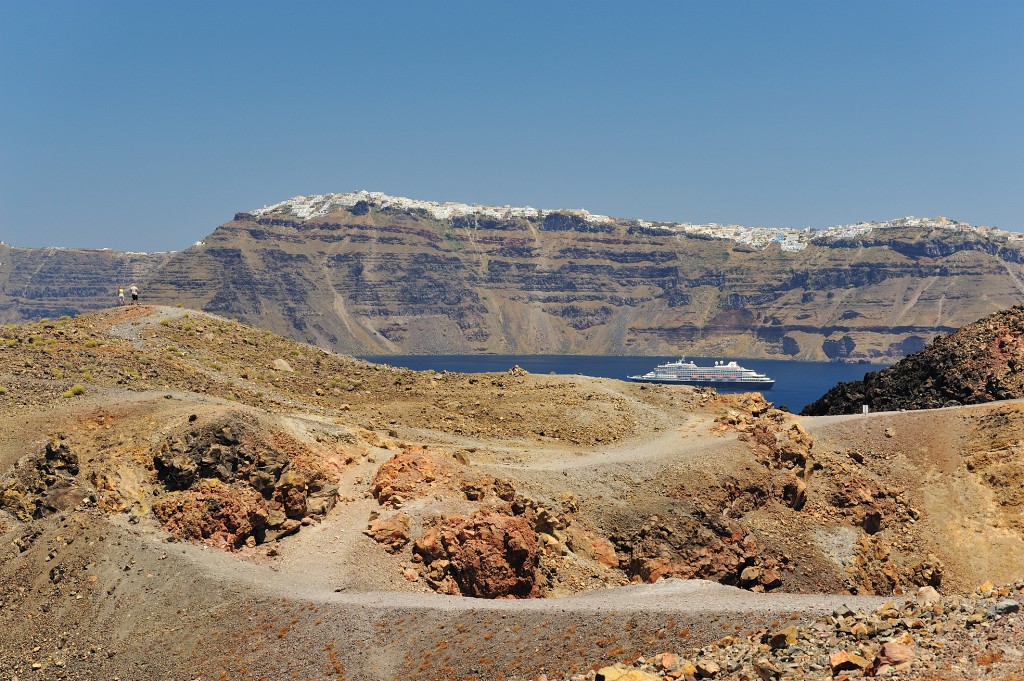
[117,287,125,306]
[130,283,139,305]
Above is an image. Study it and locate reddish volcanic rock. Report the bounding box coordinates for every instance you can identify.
[363,512,411,553]
[446,511,540,598]
[147,414,343,548]
[566,525,619,569]
[626,516,784,591]
[371,447,444,507]
[371,445,508,510]
[152,480,269,548]
[414,510,541,599]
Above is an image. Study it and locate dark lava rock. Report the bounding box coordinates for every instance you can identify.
[803,305,1024,415]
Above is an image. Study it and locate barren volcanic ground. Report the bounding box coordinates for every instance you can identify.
[1,307,1023,680]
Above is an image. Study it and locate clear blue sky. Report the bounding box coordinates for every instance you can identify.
[1,1,1021,252]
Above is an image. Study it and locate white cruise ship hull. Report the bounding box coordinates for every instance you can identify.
[627,359,774,390]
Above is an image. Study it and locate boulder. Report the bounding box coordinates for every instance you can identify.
[875,641,916,666]
[916,585,942,606]
[274,467,307,519]
[989,599,1021,617]
[364,513,411,553]
[414,510,540,598]
[653,652,678,670]
[767,625,797,650]
[695,658,721,678]
[752,658,781,681]
[869,641,917,676]
[370,448,445,508]
[595,665,660,681]
[412,526,446,563]
[828,650,870,674]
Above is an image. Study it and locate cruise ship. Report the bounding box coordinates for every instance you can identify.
[627,358,774,389]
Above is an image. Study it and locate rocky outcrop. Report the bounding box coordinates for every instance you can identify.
[0,435,85,521]
[370,445,501,508]
[714,393,813,513]
[710,391,952,596]
[413,510,541,598]
[367,447,623,597]
[803,305,1024,414]
[149,414,341,548]
[152,480,273,548]
[363,512,411,553]
[624,515,786,591]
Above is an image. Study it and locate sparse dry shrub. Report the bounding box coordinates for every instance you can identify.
[63,383,85,398]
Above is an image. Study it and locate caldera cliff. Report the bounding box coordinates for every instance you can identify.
[6,191,1024,361]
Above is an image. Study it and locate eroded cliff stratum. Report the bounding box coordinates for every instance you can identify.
[5,191,1024,360]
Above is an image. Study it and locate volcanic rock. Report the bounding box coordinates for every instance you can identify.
[804,305,1024,414]
[414,510,541,599]
[0,435,84,521]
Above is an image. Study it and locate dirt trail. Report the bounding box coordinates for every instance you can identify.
[466,412,715,472]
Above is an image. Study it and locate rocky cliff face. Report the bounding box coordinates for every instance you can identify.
[6,194,1024,361]
[802,305,1024,414]
[0,243,171,323]
[143,200,1024,361]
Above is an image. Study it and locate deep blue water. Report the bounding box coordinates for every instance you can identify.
[358,355,887,413]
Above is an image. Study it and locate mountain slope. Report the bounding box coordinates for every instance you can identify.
[803,305,1024,414]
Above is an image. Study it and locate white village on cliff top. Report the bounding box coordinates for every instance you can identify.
[249,190,1021,253]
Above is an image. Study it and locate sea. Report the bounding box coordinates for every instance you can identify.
[358,355,888,414]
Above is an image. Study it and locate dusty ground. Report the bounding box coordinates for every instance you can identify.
[1,307,1023,679]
